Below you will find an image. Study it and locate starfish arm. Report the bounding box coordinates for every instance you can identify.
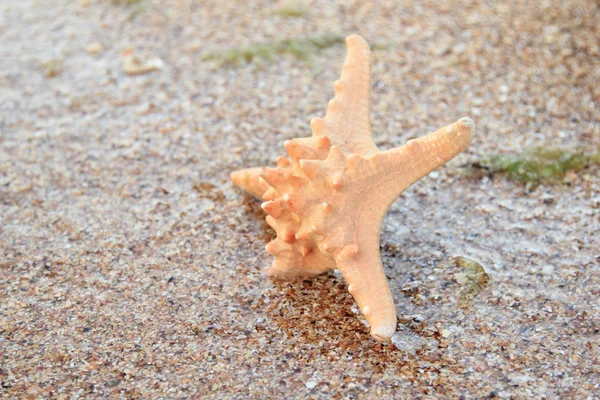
[318,34,379,156]
[372,117,474,201]
[335,223,397,342]
[231,167,270,199]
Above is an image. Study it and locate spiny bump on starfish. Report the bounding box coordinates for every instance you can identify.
[231,34,474,342]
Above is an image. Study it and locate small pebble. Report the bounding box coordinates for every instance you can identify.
[87,42,103,54]
[541,265,555,276]
[305,380,318,389]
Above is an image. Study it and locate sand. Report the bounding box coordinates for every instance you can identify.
[1,0,598,398]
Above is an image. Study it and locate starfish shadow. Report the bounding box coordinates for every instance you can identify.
[264,272,444,373]
[239,192,276,244]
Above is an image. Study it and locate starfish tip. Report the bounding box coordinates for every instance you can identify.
[230,170,244,185]
[370,322,396,342]
[459,116,474,130]
[454,116,475,145]
[345,34,367,48]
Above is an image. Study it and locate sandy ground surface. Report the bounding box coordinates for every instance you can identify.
[1,0,599,398]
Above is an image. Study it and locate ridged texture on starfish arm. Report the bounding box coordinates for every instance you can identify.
[231,34,474,342]
[322,34,378,156]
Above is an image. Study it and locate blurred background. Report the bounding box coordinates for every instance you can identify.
[1,1,598,398]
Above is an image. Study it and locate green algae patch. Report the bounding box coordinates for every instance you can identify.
[470,146,600,187]
[111,0,148,19]
[202,34,345,66]
[112,0,144,5]
[275,5,308,18]
[451,256,490,308]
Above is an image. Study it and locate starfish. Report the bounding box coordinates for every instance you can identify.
[231,34,474,342]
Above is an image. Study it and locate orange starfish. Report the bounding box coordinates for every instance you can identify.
[231,34,474,341]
